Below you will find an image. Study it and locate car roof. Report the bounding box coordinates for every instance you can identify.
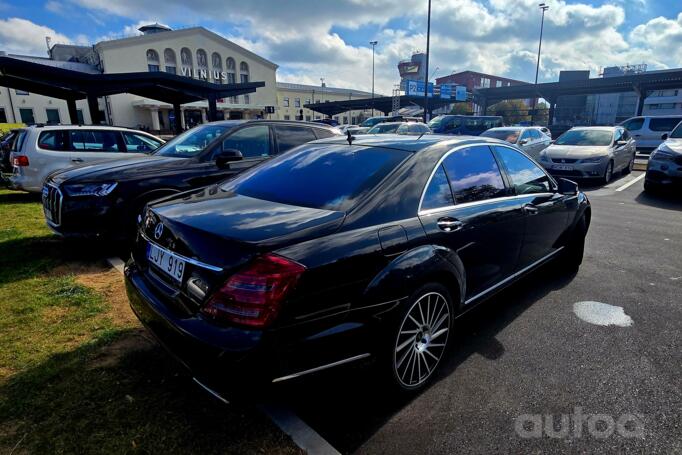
[486,126,525,131]
[370,122,405,126]
[208,119,337,130]
[570,126,617,131]
[312,133,506,152]
[24,124,159,132]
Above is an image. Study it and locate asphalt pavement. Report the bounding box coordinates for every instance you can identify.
[270,170,682,454]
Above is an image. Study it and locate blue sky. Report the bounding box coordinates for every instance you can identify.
[0,0,680,93]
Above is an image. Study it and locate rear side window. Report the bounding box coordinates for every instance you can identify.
[494,146,553,194]
[122,132,163,152]
[421,165,454,211]
[649,117,682,132]
[222,125,271,158]
[442,146,506,204]
[229,144,410,211]
[38,131,68,151]
[314,128,336,139]
[274,126,317,154]
[70,130,121,152]
[622,118,644,131]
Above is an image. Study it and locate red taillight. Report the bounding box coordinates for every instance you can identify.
[12,155,29,167]
[200,253,306,328]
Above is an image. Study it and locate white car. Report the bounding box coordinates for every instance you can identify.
[619,115,682,149]
[8,125,164,193]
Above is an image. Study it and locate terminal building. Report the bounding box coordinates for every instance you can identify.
[0,24,373,132]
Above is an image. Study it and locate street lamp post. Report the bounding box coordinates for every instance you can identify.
[423,0,432,123]
[533,2,549,124]
[370,40,378,116]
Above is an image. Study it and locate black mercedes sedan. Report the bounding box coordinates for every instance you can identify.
[125,134,590,394]
[42,120,339,240]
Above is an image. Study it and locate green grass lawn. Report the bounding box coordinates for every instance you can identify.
[0,188,300,454]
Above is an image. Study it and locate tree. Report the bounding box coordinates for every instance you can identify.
[449,102,472,115]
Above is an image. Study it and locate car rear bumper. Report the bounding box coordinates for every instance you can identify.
[124,262,274,392]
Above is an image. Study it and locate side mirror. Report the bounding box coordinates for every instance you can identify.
[557,178,578,196]
[216,148,243,167]
[616,140,628,146]
[519,138,529,145]
[661,133,668,140]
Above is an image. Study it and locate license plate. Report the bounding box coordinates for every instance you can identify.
[147,242,186,282]
[553,164,574,171]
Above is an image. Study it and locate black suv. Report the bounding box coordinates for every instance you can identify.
[43,120,339,240]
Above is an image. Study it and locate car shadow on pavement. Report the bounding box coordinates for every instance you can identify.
[634,190,682,211]
[269,261,577,453]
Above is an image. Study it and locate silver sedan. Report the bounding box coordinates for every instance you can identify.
[538,126,636,184]
[480,126,551,160]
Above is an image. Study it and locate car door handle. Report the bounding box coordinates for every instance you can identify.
[437,217,463,232]
[71,158,84,163]
[522,203,539,215]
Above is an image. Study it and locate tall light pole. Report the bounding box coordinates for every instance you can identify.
[533,2,549,124]
[423,0,432,123]
[370,40,378,116]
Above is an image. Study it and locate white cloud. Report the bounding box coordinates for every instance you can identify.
[0,17,72,55]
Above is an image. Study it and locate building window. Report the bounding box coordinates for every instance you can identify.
[305,115,311,121]
[496,80,502,87]
[343,116,348,124]
[294,98,301,108]
[480,77,491,88]
[19,108,35,124]
[283,97,290,107]
[226,57,236,84]
[164,48,176,74]
[45,108,60,124]
[196,49,208,80]
[284,115,290,120]
[76,109,84,124]
[651,89,678,97]
[180,47,193,77]
[244,95,250,105]
[305,98,311,105]
[240,61,249,84]
[649,103,676,110]
[146,49,160,72]
[0,107,7,123]
[212,52,222,70]
[15,90,29,95]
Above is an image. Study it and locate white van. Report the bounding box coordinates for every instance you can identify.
[8,125,164,193]
[619,115,682,149]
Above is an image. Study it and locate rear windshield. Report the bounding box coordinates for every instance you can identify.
[226,144,411,211]
[555,130,613,146]
[154,124,237,158]
[480,129,520,143]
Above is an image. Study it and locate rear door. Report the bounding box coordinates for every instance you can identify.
[644,117,682,148]
[24,130,71,188]
[492,145,569,269]
[418,144,525,300]
[68,129,142,164]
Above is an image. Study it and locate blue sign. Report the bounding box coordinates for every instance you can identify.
[455,85,467,101]
[440,84,452,99]
[406,80,434,97]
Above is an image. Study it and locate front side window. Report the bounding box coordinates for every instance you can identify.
[122,132,163,152]
[226,144,411,211]
[621,117,644,131]
[421,165,454,211]
[70,130,121,152]
[274,126,317,153]
[442,145,506,204]
[221,125,271,158]
[494,146,552,194]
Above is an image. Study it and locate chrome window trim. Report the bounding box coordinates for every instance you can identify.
[418,192,555,217]
[141,232,223,272]
[418,142,557,215]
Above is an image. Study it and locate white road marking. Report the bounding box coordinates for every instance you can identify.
[615,173,645,192]
[108,257,340,454]
[107,257,125,274]
[573,301,633,327]
[259,404,341,455]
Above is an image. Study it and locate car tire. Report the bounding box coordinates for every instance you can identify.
[387,282,454,392]
[602,161,614,184]
[623,155,634,174]
[559,215,586,272]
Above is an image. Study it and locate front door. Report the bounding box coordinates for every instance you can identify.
[418,145,525,300]
[492,145,570,269]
